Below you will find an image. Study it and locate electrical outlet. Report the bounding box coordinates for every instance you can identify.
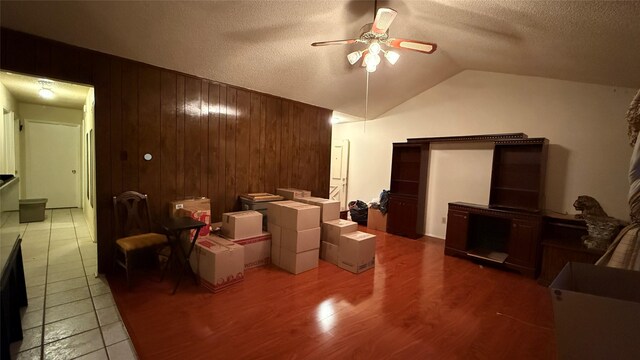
[442,217,447,224]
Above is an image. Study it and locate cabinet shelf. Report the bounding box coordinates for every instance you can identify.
[467,248,508,264]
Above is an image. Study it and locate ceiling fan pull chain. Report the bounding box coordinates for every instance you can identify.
[364,70,369,133]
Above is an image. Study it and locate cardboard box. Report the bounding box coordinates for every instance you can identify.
[338,231,376,274]
[221,210,263,240]
[190,235,244,293]
[170,198,211,237]
[281,227,320,253]
[322,219,358,245]
[550,262,640,359]
[230,232,272,269]
[280,203,320,231]
[320,241,338,265]
[266,200,299,226]
[268,223,282,267]
[295,197,340,222]
[367,208,387,232]
[279,248,319,274]
[276,188,312,200]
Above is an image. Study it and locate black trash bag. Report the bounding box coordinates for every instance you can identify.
[348,200,368,224]
[379,190,390,215]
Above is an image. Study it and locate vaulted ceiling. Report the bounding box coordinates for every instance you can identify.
[1,1,639,118]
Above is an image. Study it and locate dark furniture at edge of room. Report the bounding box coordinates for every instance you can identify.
[445,202,542,277]
[538,213,605,285]
[161,217,206,294]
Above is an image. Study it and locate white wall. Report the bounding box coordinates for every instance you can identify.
[18,103,83,197]
[332,70,637,238]
[1,83,19,177]
[82,89,96,240]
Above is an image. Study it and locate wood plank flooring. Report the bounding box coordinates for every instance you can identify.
[108,227,556,359]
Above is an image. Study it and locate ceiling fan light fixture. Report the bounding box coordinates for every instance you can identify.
[347,51,363,65]
[366,64,377,73]
[385,50,400,65]
[364,53,381,67]
[368,41,381,55]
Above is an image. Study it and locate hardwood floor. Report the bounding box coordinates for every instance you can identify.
[109,227,556,359]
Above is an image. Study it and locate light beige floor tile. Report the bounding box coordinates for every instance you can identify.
[45,298,94,324]
[25,296,45,313]
[25,275,47,287]
[92,293,115,310]
[106,340,137,360]
[43,328,104,360]
[46,277,87,295]
[84,266,97,276]
[47,261,83,275]
[10,326,42,354]
[86,275,108,286]
[101,321,129,346]
[45,287,90,308]
[95,306,120,326]
[89,282,110,297]
[47,254,83,266]
[15,346,41,360]
[47,268,85,283]
[44,312,99,344]
[27,285,45,299]
[74,348,108,360]
[21,309,44,330]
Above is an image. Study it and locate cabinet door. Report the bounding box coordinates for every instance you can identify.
[387,195,418,238]
[508,218,541,267]
[445,210,469,252]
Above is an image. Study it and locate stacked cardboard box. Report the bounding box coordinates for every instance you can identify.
[189,235,245,293]
[320,219,376,274]
[221,210,271,269]
[276,188,312,200]
[267,201,320,274]
[169,198,212,238]
[367,207,387,232]
[320,219,358,265]
[295,196,340,222]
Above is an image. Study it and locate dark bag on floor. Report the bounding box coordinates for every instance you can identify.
[348,200,368,224]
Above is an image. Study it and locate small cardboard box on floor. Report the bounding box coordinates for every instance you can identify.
[230,231,272,269]
[338,231,376,274]
[367,208,387,232]
[189,235,244,293]
[550,262,640,359]
[322,219,358,244]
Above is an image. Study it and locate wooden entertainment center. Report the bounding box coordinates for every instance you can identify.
[387,133,550,277]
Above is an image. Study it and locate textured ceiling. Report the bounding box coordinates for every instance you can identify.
[1,1,639,119]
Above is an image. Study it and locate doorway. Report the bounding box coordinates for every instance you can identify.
[25,120,81,208]
[330,139,350,210]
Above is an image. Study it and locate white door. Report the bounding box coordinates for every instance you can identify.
[329,139,350,210]
[26,121,81,208]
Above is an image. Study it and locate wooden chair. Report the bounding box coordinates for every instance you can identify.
[112,191,168,288]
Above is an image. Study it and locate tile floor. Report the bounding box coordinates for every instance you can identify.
[11,208,138,360]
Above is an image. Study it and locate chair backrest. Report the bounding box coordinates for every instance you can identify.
[113,191,154,239]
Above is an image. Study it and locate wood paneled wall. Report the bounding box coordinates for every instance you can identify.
[1,28,332,273]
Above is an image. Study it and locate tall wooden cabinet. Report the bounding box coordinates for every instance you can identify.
[387,143,429,239]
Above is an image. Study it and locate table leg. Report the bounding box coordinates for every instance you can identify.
[171,230,201,294]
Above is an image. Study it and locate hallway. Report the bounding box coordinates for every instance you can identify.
[11,208,137,360]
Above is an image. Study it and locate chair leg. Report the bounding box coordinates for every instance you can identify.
[125,251,131,289]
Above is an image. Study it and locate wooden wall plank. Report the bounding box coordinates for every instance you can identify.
[184,77,202,197]
[248,93,262,192]
[138,67,162,215]
[225,88,237,211]
[217,85,228,220]
[0,28,334,273]
[121,61,139,191]
[176,75,186,198]
[208,84,221,221]
[160,70,177,221]
[109,59,123,196]
[235,90,251,197]
[200,80,209,198]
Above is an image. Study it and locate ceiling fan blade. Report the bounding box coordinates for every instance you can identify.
[371,8,397,34]
[311,39,357,47]
[388,38,437,54]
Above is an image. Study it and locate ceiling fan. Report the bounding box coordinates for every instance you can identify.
[311,4,437,73]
